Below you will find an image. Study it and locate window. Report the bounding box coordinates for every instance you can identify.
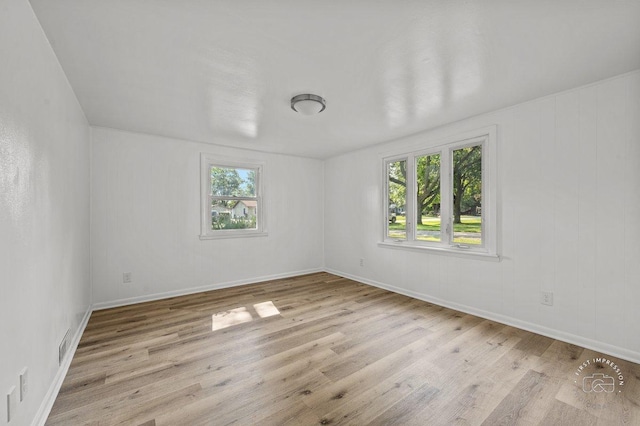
[200,154,265,239]
[382,127,497,258]
[386,159,407,240]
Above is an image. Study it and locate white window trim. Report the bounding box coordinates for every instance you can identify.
[380,126,499,260]
[200,153,267,240]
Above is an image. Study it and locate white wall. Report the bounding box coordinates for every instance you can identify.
[324,71,640,362]
[2,4,638,423]
[90,127,324,306]
[0,1,91,425]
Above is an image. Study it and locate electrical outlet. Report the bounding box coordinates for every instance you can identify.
[19,368,27,401]
[541,291,554,306]
[359,258,364,267]
[6,386,16,423]
[123,272,132,283]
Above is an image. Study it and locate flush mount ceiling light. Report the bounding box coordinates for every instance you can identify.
[291,94,326,115]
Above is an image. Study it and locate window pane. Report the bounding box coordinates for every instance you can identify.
[387,159,407,239]
[415,153,441,242]
[211,199,257,230]
[452,145,482,245]
[211,166,257,197]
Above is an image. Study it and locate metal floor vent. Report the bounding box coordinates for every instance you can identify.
[59,329,70,365]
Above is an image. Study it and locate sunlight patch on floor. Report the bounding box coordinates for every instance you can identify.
[211,307,253,331]
[211,301,281,331]
[253,301,280,318]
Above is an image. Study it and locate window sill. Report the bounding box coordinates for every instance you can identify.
[378,241,501,261]
[200,231,268,240]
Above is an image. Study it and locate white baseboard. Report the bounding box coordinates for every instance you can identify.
[31,305,93,426]
[92,268,324,311]
[325,268,640,365]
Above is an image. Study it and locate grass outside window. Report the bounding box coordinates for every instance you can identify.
[388,215,481,244]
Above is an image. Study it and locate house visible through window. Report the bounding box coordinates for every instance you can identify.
[201,155,265,239]
[382,127,497,258]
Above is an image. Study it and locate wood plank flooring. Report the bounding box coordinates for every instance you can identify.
[46,272,640,425]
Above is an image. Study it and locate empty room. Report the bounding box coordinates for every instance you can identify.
[2,0,640,425]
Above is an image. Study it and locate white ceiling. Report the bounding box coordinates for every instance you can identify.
[29,0,640,159]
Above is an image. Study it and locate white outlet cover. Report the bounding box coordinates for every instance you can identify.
[7,386,16,422]
[19,368,27,401]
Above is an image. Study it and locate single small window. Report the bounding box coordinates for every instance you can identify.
[201,155,265,239]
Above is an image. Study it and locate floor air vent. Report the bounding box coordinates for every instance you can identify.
[58,329,70,365]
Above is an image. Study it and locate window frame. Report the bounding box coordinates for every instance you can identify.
[381,126,498,259]
[200,153,267,240]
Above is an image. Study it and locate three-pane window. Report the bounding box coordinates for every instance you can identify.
[383,128,496,257]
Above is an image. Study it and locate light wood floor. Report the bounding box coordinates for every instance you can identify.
[47,272,640,425]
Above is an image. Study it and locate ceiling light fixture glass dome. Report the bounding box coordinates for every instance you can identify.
[291,94,326,115]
